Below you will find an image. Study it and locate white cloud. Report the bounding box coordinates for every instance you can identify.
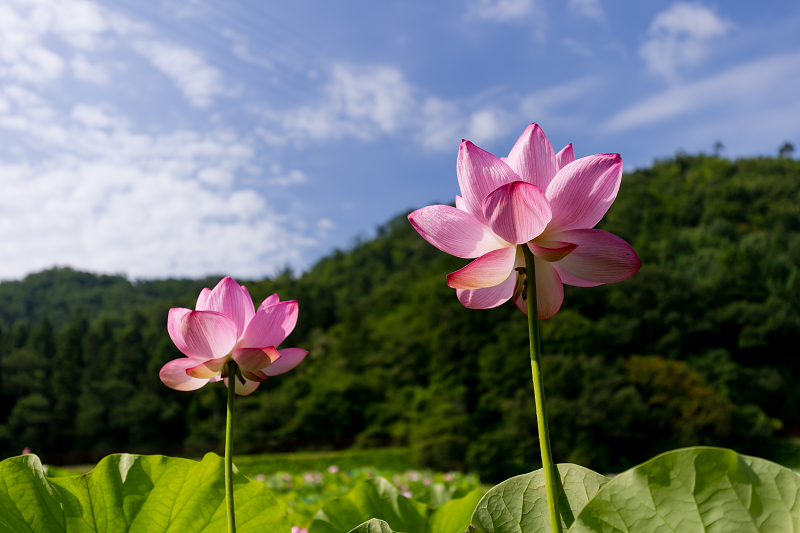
[0,0,226,109]
[222,29,273,70]
[0,0,323,280]
[70,54,109,84]
[562,38,594,57]
[640,2,731,82]
[0,0,113,85]
[0,4,65,84]
[0,94,315,279]
[273,64,416,143]
[260,62,596,153]
[316,217,335,239]
[605,52,800,132]
[267,169,308,187]
[568,0,604,22]
[466,0,536,22]
[132,40,224,108]
[47,0,110,50]
[318,218,335,230]
[418,99,512,151]
[260,60,518,152]
[159,0,209,19]
[521,76,601,118]
[69,104,122,129]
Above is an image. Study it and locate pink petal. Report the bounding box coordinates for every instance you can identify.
[261,294,280,308]
[446,246,517,290]
[527,240,577,262]
[233,346,280,372]
[544,153,623,233]
[408,205,508,259]
[240,300,299,349]
[482,181,552,245]
[548,229,641,286]
[160,358,209,391]
[515,257,564,319]
[551,265,602,288]
[186,356,228,379]
[242,369,269,382]
[457,140,519,225]
[556,144,575,171]
[168,308,202,360]
[199,277,253,339]
[223,376,260,396]
[455,195,470,213]
[181,311,238,360]
[263,347,308,376]
[456,268,517,309]
[240,285,256,326]
[504,123,557,192]
[196,288,212,310]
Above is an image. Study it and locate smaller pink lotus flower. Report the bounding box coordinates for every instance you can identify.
[160,277,307,396]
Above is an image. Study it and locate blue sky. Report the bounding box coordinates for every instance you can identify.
[0,0,798,280]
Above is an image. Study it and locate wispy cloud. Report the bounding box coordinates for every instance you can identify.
[132,40,225,108]
[640,2,732,83]
[466,0,537,22]
[264,63,416,144]
[256,59,598,153]
[605,52,800,132]
[568,0,604,23]
[70,54,110,84]
[0,0,318,279]
[418,99,513,151]
[222,29,273,70]
[0,93,315,279]
[521,76,601,119]
[267,165,309,187]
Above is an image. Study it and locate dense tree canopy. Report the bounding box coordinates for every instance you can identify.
[1,154,798,481]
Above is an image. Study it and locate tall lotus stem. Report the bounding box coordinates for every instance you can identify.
[225,361,237,533]
[522,244,562,533]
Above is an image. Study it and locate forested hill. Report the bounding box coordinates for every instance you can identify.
[1,153,798,481]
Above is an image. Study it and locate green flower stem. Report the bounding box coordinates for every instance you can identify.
[225,361,237,533]
[521,244,563,533]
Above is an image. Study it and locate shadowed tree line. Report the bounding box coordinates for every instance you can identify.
[1,153,798,481]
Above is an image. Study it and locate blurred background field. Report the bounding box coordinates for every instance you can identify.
[42,447,483,528]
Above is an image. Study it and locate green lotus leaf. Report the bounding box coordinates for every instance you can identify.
[0,452,289,532]
[470,464,610,533]
[310,477,482,533]
[309,478,427,533]
[427,489,483,533]
[570,446,800,533]
[347,518,397,533]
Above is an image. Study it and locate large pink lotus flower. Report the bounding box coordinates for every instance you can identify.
[159,277,307,395]
[408,123,641,319]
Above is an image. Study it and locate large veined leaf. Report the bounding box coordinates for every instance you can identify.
[427,489,483,533]
[0,453,290,532]
[309,477,482,533]
[570,446,800,533]
[347,518,395,533]
[470,464,610,533]
[309,477,428,533]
